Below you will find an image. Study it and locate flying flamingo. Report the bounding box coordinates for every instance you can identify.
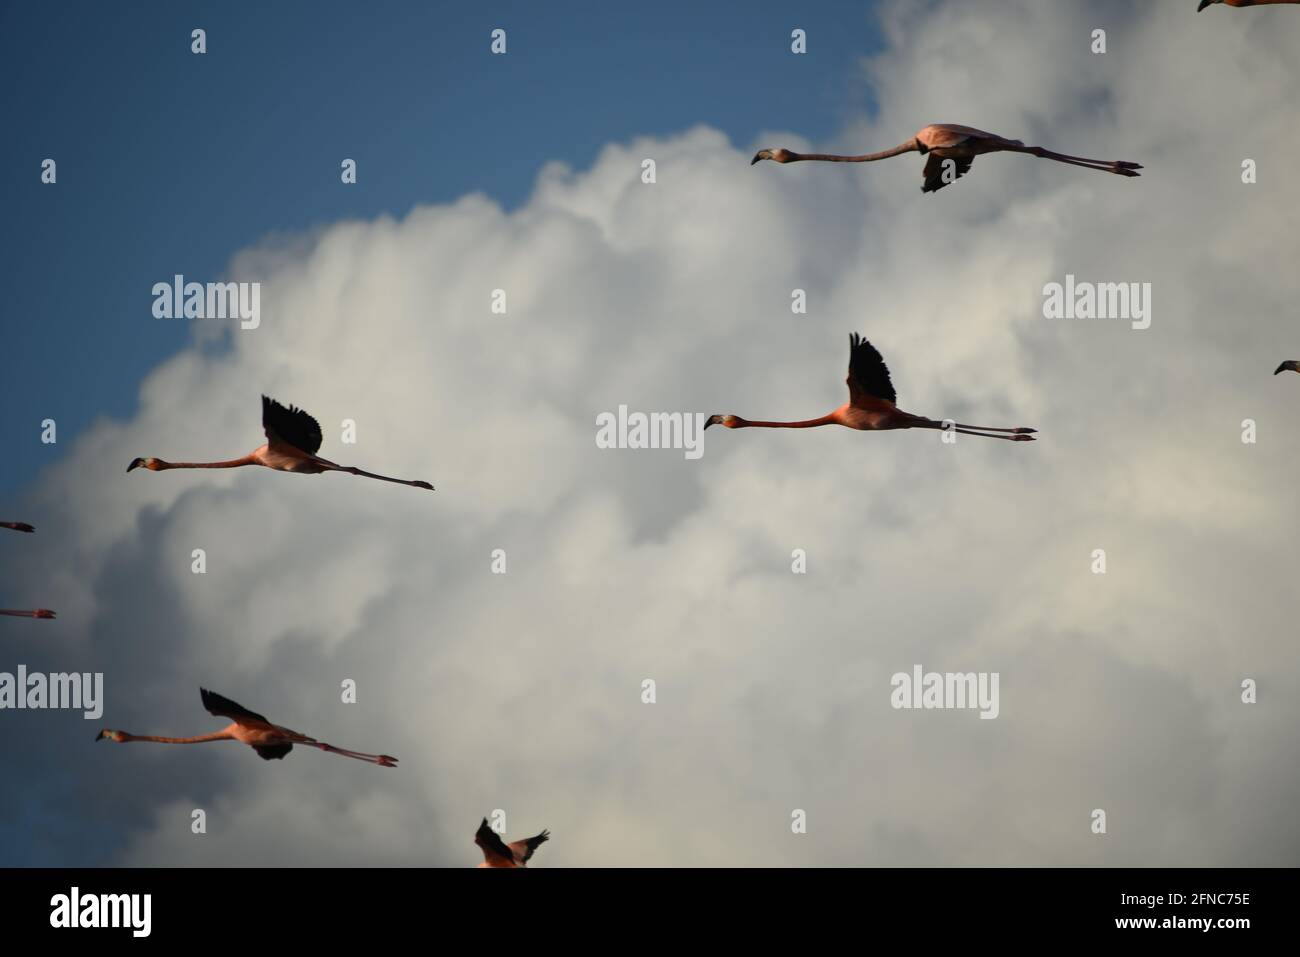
[1199,0,1299,10]
[1,522,35,533]
[127,395,433,490]
[95,688,399,766]
[706,334,1036,442]
[474,818,550,868]
[752,124,1142,193]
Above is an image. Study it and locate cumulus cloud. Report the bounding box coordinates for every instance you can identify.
[3,0,1299,866]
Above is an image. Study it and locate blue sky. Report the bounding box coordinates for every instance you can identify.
[0,0,882,496]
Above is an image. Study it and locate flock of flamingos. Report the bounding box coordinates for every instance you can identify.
[4,0,1297,867]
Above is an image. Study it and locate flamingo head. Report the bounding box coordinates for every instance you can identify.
[751,148,795,165]
[126,457,158,472]
[95,729,126,743]
[474,818,495,847]
[705,415,741,430]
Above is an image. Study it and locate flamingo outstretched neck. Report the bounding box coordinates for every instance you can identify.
[127,396,433,490]
[95,688,399,767]
[707,334,1036,443]
[753,124,1141,193]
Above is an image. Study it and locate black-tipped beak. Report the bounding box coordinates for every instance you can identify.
[1274,362,1298,375]
[127,458,144,473]
[1197,0,1213,10]
[95,731,106,741]
[750,154,762,166]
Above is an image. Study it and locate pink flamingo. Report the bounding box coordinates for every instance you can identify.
[96,688,398,767]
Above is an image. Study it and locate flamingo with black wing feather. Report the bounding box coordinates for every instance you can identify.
[474,817,550,868]
[127,395,433,490]
[95,688,399,767]
[707,334,1036,441]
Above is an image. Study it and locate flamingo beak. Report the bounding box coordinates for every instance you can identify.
[704,415,722,430]
[127,458,144,472]
[1196,0,1214,9]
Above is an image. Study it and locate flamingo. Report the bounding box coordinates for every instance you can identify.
[1199,0,1299,10]
[127,395,433,490]
[1,522,35,533]
[752,124,1142,193]
[474,817,550,868]
[1275,361,1299,375]
[95,688,399,767]
[706,334,1036,442]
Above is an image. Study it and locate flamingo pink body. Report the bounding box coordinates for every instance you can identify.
[127,395,433,490]
[707,334,1036,442]
[752,123,1141,193]
[474,817,550,868]
[96,688,398,767]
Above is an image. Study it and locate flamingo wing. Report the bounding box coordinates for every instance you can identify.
[846,334,897,406]
[262,395,323,455]
[509,829,550,864]
[922,154,974,193]
[475,818,516,864]
[200,687,273,726]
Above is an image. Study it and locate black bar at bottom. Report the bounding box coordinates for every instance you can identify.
[0,867,1285,941]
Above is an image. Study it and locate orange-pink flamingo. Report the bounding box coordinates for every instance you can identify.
[127,395,433,490]
[752,124,1141,193]
[96,688,398,766]
[475,818,550,868]
[706,334,1036,441]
